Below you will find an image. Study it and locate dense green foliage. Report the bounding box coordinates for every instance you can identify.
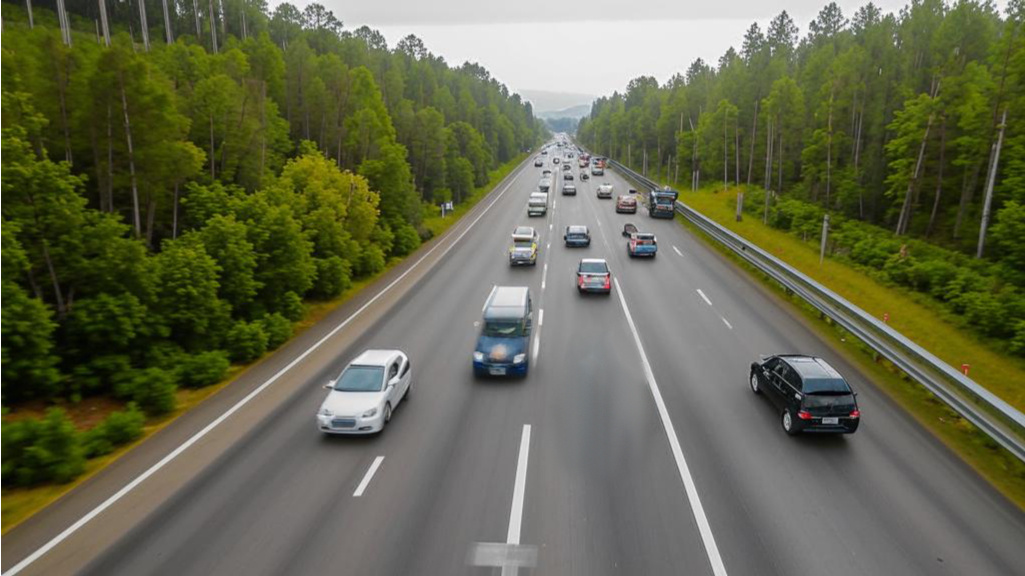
[1,1,543,422]
[579,0,1024,253]
[578,0,1025,353]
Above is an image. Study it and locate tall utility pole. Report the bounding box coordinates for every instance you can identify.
[977,108,1007,259]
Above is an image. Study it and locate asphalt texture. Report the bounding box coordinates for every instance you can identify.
[4,147,1025,576]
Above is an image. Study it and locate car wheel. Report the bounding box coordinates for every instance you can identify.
[782,408,799,436]
[384,403,392,425]
[750,372,761,395]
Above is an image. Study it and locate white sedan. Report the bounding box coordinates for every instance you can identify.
[317,349,411,434]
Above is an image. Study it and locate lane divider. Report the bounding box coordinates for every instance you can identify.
[353,456,384,497]
[673,246,684,257]
[0,155,535,576]
[614,277,728,576]
[696,289,713,306]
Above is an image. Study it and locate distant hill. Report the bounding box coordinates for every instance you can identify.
[537,104,592,120]
[544,117,580,133]
[520,89,595,116]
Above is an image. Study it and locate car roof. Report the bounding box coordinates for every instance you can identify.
[351,349,402,367]
[566,225,588,233]
[633,232,655,239]
[513,226,534,234]
[485,286,530,320]
[779,356,844,379]
[580,258,608,265]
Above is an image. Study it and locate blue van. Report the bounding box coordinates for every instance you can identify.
[473,286,533,377]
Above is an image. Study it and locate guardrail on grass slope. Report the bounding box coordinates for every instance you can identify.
[609,158,1025,463]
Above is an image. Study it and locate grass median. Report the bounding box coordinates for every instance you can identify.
[1,153,529,533]
[671,185,1025,508]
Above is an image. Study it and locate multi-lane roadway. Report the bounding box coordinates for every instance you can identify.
[4,143,1025,576]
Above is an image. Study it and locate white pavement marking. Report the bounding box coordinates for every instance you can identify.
[538,309,544,326]
[614,277,728,576]
[531,333,540,366]
[353,456,384,497]
[697,289,713,306]
[0,158,533,576]
[673,246,684,257]
[721,317,733,330]
[541,263,548,291]
[484,285,497,313]
[506,425,532,545]
[549,223,553,231]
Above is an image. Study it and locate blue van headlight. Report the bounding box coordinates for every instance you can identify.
[473,351,485,362]
[514,353,526,364]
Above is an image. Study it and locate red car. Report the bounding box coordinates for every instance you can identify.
[616,195,637,213]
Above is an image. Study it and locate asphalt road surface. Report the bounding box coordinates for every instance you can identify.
[4,146,1025,576]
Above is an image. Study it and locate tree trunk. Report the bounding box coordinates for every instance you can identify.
[137,0,151,51]
[896,113,934,236]
[723,109,728,192]
[55,57,73,164]
[26,0,34,28]
[99,0,111,46]
[209,114,216,178]
[977,109,1007,258]
[172,183,180,239]
[777,129,784,194]
[162,0,174,44]
[927,115,946,237]
[119,71,143,237]
[735,118,740,185]
[42,240,67,318]
[106,102,114,212]
[853,102,865,219]
[825,88,834,209]
[208,0,219,53]
[747,99,758,185]
[193,0,202,39]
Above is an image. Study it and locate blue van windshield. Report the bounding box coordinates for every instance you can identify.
[482,320,525,337]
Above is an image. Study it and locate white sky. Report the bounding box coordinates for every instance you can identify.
[278,0,1010,109]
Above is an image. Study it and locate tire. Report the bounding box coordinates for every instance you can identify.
[384,403,392,425]
[749,372,761,395]
[782,408,799,436]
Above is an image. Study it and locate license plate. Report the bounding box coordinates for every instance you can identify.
[822,417,839,425]
[489,367,507,376]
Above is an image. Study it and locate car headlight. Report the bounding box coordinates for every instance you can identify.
[514,353,526,364]
[320,407,333,416]
[473,351,485,362]
[362,408,378,418]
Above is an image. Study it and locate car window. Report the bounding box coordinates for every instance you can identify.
[400,359,411,378]
[803,378,851,395]
[333,366,385,392]
[482,319,526,337]
[579,261,608,274]
[763,358,779,372]
[388,362,399,380]
[781,366,802,391]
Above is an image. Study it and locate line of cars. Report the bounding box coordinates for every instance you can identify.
[319,140,860,438]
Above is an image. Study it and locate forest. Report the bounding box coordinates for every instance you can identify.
[1,0,543,486]
[577,0,1025,356]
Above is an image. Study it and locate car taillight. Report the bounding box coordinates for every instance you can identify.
[798,410,814,420]
[849,409,861,418]
[630,241,636,250]
[604,275,611,289]
[578,276,585,287]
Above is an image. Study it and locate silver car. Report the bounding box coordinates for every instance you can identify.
[317,349,411,434]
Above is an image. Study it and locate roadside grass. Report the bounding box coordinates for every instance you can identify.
[672,192,1025,509]
[422,154,527,238]
[1,154,529,532]
[680,186,1025,412]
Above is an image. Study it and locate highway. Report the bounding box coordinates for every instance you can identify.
[4,145,1025,576]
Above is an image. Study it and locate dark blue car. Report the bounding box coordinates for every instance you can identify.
[473,286,533,377]
[564,225,591,247]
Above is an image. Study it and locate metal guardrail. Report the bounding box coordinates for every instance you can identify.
[609,158,1025,463]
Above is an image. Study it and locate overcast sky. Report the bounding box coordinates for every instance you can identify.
[278,0,1010,110]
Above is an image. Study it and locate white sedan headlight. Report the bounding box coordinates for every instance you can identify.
[320,407,333,416]
[473,351,485,362]
[362,408,378,418]
[513,353,526,364]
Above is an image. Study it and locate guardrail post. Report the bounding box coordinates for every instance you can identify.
[820,213,830,265]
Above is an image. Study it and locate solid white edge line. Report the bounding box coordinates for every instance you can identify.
[721,317,733,330]
[1,158,531,576]
[673,246,684,257]
[696,288,713,306]
[353,456,385,497]
[538,309,544,327]
[506,425,532,545]
[613,277,728,576]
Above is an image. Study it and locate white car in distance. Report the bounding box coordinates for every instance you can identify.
[318,349,411,434]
